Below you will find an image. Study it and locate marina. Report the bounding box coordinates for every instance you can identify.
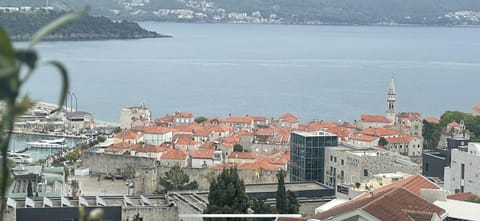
[8,134,83,162]
[26,138,67,149]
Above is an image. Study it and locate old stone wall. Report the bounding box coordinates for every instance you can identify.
[82,152,288,192]
[157,167,289,190]
[82,152,158,175]
[3,208,15,221]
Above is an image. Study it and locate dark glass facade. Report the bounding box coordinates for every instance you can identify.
[290,132,338,183]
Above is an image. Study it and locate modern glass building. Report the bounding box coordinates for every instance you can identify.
[290,131,338,183]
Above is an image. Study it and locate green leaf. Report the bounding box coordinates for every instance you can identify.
[28,10,87,48]
[43,61,69,111]
[0,66,17,79]
[15,49,38,70]
[0,26,15,69]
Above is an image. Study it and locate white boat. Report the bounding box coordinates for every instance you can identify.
[27,138,67,149]
[7,152,33,164]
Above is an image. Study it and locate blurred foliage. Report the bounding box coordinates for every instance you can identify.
[0,10,84,221]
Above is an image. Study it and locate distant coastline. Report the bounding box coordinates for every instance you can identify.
[0,10,172,41]
[9,31,171,42]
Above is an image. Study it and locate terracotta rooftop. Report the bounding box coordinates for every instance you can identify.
[141,126,172,134]
[114,129,139,140]
[302,121,338,131]
[175,135,199,146]
[447,192,479,201]
[255,128,274,136]
[155,115,174,123]
[447,121,460,127]
[207,125,233,133]
[252,116,267,121]
[192,149,214,159]
[424,117,440,124]
[351,133,378,142]
[355,175,440,201]
[473,104,480,112]
[310,187,445,221]
[397,112,422,121]
[386,135,417,143]
[131,144,167,153]
[326,127,352,140]
[404,210,436,221]
[360,114,391,123]
[160,149,187,160]
[278,113,298,123]
[359,128,401,137]
[229,151,255,159]
[105,142,132,153]
[171,125,193,133]
[222,116,253,124]
[193,128,210,137]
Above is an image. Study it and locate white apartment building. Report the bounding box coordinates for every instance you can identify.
[444,142,480,195]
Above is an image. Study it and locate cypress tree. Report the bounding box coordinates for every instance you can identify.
[276,170,288,214]
[287,190,300,214]
[204,167,249,221]
[27,181,33,197]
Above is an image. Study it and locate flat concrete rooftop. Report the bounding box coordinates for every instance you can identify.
[245,182,334,199]
[246,182,328,193]
[292,131,336,137]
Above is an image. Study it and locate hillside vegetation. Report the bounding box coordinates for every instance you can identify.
[2,0,480,25]
[0,10,169,41]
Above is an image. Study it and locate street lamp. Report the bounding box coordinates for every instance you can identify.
[71,92,78,112]
[67,91,78,113]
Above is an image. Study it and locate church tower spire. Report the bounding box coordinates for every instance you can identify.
[386,78,396,124]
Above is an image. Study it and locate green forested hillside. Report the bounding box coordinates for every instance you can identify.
[212,0,480,24]
[0,10,168,41]
[2,0,480,25]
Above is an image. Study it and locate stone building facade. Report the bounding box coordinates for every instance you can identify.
[444,142,480,195]
[120,103,151,129]
[324,145,420,188]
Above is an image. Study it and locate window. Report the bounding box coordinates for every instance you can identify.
[363,169,369,177]
[461,163,465,179]
[334,157,337,163]
[341,159,344,165]
[330,156,333,161]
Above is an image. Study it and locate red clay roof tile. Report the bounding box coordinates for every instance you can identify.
[360,114,391,123]
[160,149,187,160]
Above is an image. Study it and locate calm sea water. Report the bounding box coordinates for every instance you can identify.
[8,134,80,161]
[18,23,480,124]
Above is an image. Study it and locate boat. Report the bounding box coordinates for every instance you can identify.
[7,152,33,164]
[26,138,67,149]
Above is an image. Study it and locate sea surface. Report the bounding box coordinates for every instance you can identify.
[17,23,480,124]
[8,134,81,162]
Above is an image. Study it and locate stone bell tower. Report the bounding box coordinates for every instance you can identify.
[386,78,396,124]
